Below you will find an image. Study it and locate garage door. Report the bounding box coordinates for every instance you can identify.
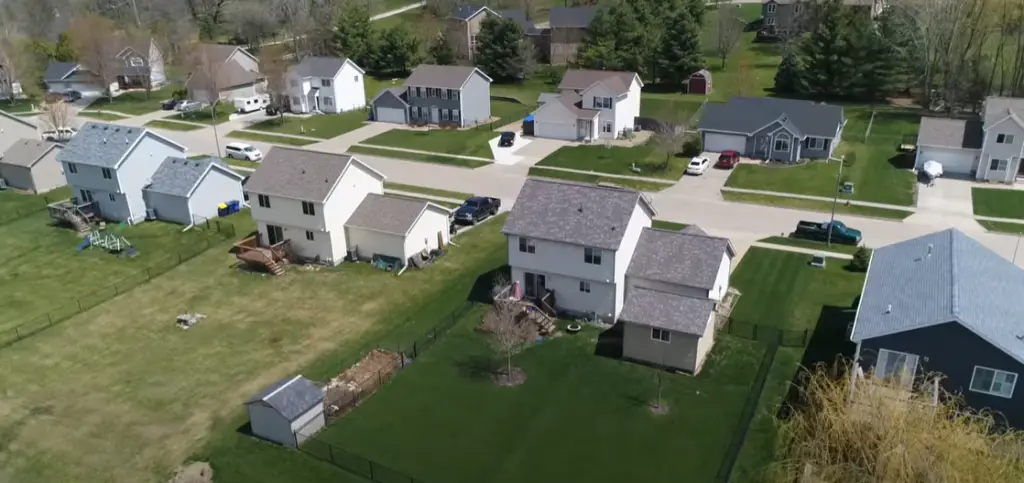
[535,121,577,141]
[69,83,104,96]
[704,133,747,153]
[375,106,407,124]
[918,146,977,174]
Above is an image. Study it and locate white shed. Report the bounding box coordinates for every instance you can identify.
[142,156,244,225]
[344,194,452,263]
[245,375,326,448]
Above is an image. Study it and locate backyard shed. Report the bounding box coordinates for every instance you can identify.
[0,139,65,193]
[685,69,712,95]
[142,156,244,225]
[245,375,326,447]
[344,194,452,263]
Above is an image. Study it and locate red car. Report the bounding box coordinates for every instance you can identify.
[715,150,740,169]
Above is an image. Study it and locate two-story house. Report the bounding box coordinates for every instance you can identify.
[698,97,846,162]
[186,44,265,103]
[243,147,451,266]
[503,179,735,373]
[531,69,642,141]
[915,97,1024,183]
[370,64,492,127]
[284,56,366,114]
[445,5,497,62]
[761,0,885,38]
[112,34,167,90]
[548,6,598,65]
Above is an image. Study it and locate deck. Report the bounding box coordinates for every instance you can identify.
[234,235,292,275]
[47,198,99,232]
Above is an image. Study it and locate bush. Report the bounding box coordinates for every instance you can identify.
[850,246,870,272]
[681,135,702,157]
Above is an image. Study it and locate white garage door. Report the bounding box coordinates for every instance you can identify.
[704,133,747,153]
[375,107,407,124]
[918,146,977,174]
[535,121,577,141]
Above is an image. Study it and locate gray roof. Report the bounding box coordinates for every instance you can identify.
[503,178,652,251]
[404,64,488,89]
[0,139,61,168]
[497,9,537,33]
[346,194,443,236]
[549,6,599,28]
[627,227,734,290]
[539,91,600,119]
[56,122,148,168]
[916,117,984,150]
[698,97,846,139]
[558,69,637,96]
[680,225,708,235]
[44,61,79,81]
[376,87,409,105]
[537,93,561,104]
[295,56,352,78]
[851,229,1024,365]
[244,147,376,203]
[619,288,716,336]
[144,156,239,197]
[451,4,488,20]
[195,43,242,64]
[983,97,1024,127]
[245,375,324,421]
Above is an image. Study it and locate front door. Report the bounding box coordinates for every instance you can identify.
[430,106,439,123]
[523,272,546,299]
[577,120,589,140]
[874,349,919,387]
[266,224,284,245]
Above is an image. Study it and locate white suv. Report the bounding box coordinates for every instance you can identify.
[225,142,263,161]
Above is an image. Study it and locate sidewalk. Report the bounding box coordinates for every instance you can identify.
[721,186,917,212]
[531,165,676,185]
[974,215,1024,224]
[384,189,463,205]
[355,143,494,163]
[749,241,854,260]
[235,128,323,142]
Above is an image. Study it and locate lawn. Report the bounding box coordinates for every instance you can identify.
[87,86,179,115]
[248,111,368,139]
[0,98,40,114]
[77,110,131,121]
[384,182,472,201]
[360,128,497,159]
[0,214,512,483]
[166,106,234,125]
[528,167,673,192]
[0,186,71,224]
[972,187,1024,219]
[347,145,490,168]
[652,219,688,231]
[315,320,765,483]
[721,191,913,220]
[491,99,535,123]
[978,220,1024,234]
[364,75,405,101]
[536,142,689,180]
[757,236,863,255]
[227,130,316,146]
[145,119,204,131]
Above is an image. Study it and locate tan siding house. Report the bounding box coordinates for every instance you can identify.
[0,139,65,194]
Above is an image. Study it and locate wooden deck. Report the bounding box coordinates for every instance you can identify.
[234,235,291,275]
[47,199,99,233]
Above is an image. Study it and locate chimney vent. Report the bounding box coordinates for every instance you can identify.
[885,304,892,314]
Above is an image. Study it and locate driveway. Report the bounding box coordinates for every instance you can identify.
[659,165,732,200]
[915,177,975,217]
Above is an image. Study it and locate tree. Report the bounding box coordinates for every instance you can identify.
[185,0,236,40]
[186,43,226,154]
[68,15,121,101]
[651,107,700,171]
[481,297,530,387]
[774,51,806,95]
[39,100,72,131]
[799,0,855,98]
[228,2,278,52]
[428,31,457,65]
[53,33,77,62]
[474,16,527,82]
[656,6,702,87]
[372,24,420,77]
[332,5,376,69]
[0,34,43,102]
[844,14,897,101]
[258,46,289,122]
[713,5,744,68]
[850,246,870,272]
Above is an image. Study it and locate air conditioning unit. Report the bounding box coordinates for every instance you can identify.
[145,208,157,220]
[0,178,7,190]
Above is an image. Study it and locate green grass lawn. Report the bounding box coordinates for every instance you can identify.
[972,187,1024,219]
[360,128,497,159]
[223,158,259,170]
[491,99,535,123]
[86,86,179,115]
[167,106,234,125]
[347,145,491,168]
[316,320,765,483]
[248,111,368,139]
[384,182,472,201]
[144,119,204,131]
[721,191,912,220]
[227,130,316,146]
[0,98,40,114]
[528,167,672,192]
[978,220,1024,234]
[537,142,689,180]
[0,186,71,224]
[757,236,863,255]
[652,219,688,231]
[77,110,131,121]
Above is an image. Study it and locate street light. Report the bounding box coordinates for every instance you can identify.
[827,155,846,247]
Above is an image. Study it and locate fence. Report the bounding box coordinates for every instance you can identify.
[716,342,781,483]
[0,219,237,349]
[723,318,811,348]
[0,194,59,226]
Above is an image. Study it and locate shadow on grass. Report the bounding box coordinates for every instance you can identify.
[594,322,624,360]
[777,304,858,421]
[466,265,509,304]
[455,352,501,381]
[889,152,915,170]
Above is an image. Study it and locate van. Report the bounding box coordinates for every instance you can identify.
[225,142,263,162]
[234,95,269,113]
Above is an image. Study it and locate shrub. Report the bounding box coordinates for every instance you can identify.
[850,246,870,272]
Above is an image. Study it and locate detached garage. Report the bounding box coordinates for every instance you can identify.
[142,156,245,225]
[915,117,983,176]
[345,194,452,264]
[0,139,64,194]
[371,87,410,124]
[245,375,326,448]
[702,132,747,153]
[531,92,598,141]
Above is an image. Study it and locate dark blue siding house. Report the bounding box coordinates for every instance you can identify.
[851,228,1024,429]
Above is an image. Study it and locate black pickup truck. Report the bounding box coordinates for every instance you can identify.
[453,196,501,225]
[793,220,863,245]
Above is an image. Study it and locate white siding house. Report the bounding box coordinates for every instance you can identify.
[285,57,366,114]
[345,194,451,261]
[532,70,642,141]
[916,97,1024,183]
[142,156,244,225]
[245,375,326,448]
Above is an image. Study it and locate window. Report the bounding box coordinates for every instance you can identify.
[68,162,78,174]
[452,109,461,122]
[794,3,802,14]
[766,17,776,26]
[875,349,919,387]
[107,193,115,202]
[448,89,459,100]
[766,2,776,13]
[651,328,670,342]
[970,366,1017,398]
[257,194,271,208]
[323,96,334,107]
[305,230,315,241]
[321,78,332,87]
[130,57,143,67]
[592,96,612,109]
[579,280,591,293]
[807,137,824,150]
[354,75,359,82]
[301,201,316,216]
[80,189,94,203]
[774,137,790,152]
[584,247,602,265]
[101,168,112,179]
[997,134,1016,144]
[602,121,613,134]
[518,237,535,254]
[990,158,1008,171]
[441,89,449,100]
[441,109,450,121]
[415,87,422,97]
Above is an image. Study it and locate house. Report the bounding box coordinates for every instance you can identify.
[0,109,40,153]
[548,6,599,64]
[503,179,735,373]
[686,69,712,95]
[445,5,498,62]
[0,139,64,193]
[56,122,188,223]
[245,375,325,447]
[851,228,1024,429]
[43,62,108,96]
[186,44,265,103]
[531,69,642,141]
[370,64,492,127]
[761,0,885,38]
[141,156,245,225]
[0,63,23,98]
[697,97,846,162]
[915,97,1024,183]
[243,147,452,266]
[111,33,167,90]
[285,56,366,114]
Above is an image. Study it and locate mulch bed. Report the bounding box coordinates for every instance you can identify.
[493,367,527,387]
[324,349,403,420]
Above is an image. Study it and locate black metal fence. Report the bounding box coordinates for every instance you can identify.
[0,194,59,226]
[723,318,811,348]
[0,220,237,349]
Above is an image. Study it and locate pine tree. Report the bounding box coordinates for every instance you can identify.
[656,7,702,87]
[845,15,895,101]
[799,0,854,98]
[428,31,456,65]
[774,51,806,95]
[608,3,646,75]
[332,6,376,69]
[578,8,621,70]
[474,16,527,82]
[53,33,76,62]
[373,25,421,77]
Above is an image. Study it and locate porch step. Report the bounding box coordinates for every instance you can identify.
[266,260,285,276]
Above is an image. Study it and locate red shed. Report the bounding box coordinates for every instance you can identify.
[686,69,712,95]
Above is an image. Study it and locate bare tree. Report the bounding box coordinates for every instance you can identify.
[258,45,289,121]
[304,0,343,56]
[228,1,278,51]
[185,43,224,154]
[482,296,531,387]
[0,29,43,103]
[68,15,121,102]
[185,0,235,40]
[39,100,72,131]
[713,4,745,68]
[274,0,313,57]
[651,105,702,171]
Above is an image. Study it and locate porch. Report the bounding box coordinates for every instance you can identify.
[233,234,293,276]
[47,198,99,234]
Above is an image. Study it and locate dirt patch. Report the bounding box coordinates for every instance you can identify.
[493,367,527,387]
[169,462,212,483]
[323,349,403,420]
[649,402,671,416]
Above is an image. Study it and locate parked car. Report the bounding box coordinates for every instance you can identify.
[715,150,740,169]
[265,104,280,116]
[686,156,711,175]
[175,100,203,112]
[234,95,269,114]
[792,220,862,245]
[42,127,78,142]
[62,90,82,102]
[498,132,516,148]
[454,196,501,225]
[161,99,181,110]
[225,142,263,162]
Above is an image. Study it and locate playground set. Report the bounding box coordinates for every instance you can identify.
[48,197,137,257]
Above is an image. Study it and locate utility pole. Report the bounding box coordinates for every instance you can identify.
[827,155,845,247]
[129,0,142,27]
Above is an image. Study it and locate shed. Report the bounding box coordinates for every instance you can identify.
[142,156,244,225]
[686,69,712,95]
[245,375,325,447]
[0,139,65,193]
[344,194,452,263]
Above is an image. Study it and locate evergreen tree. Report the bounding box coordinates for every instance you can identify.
[578,9,621,70]
[876,7,918,93]
[474,16,527,82]
[332,6,376,69]
[798,0,854,98]
[845,15,896,101]
[372,24,421,77]
[656,7,702,87]
[607,3,646,75]
[774,51,806,95]
[53,33,76,62]
[428,31,456,65]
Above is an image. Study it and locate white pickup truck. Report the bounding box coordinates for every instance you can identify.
[41,127,78,142]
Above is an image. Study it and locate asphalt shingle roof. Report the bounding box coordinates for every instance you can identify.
[346,194,441,236]
[144,156,237,197]
[916,117,984,149]
[452,4,487,20]
[44,61,79,81]
[549,6,599,28]
[852,229,1024,365]
[295,56,350,78]
[698,97,845,138]
[627,227,733,289]
[619,288,716,336]
[404,64,485,89]
[0,139,60,168]
[503,179,651,251]
[983,97,1024,126]
[244,147,368,203]
[246,375,323,421]
[558,69,637,96]
[56,122,147,168]
[497,9,537,33]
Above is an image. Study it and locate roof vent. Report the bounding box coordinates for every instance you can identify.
[114,128,120,132]
[927,244,933,257]
[125,137,130,144]
[103,126,109,131]
[102,137,107,144]
[1017,334,1024,342]
[885,304,892,314]
[577,203,583,213]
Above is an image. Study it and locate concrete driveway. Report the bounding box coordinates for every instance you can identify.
[659,164,733,200]
[916,177,975,217]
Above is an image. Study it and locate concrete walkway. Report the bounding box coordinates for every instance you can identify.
[148,118,210,129]
[975,215,1024,224]
[531,165,676,185]
[749,241,854,260]
[235,129,323,142]
[721,186,917,212]
[354,143,494,163]
[79,108,136,118]
[384,189,463,205]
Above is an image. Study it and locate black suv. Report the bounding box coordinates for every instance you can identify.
[498,131,516,147]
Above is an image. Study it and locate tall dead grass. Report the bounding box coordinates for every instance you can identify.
[767,363,1024,483]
